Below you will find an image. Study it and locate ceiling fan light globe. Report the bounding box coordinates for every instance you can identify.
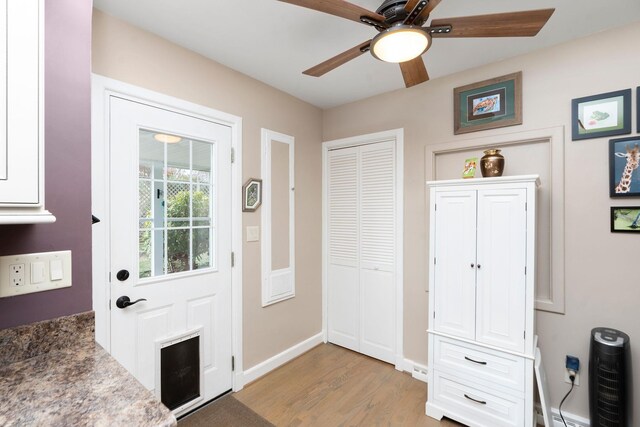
[371,26,431,63]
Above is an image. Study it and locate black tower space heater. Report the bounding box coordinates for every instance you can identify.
[589,327,631,427]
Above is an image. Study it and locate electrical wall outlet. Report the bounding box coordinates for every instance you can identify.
[9,264,25,286]
[565,369,580,386]
[565,355,580,386]
[0,251,72,298]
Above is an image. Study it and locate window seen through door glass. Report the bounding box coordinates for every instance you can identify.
[138,129,216,278]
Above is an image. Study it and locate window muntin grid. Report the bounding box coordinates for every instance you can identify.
[138,130,216,279]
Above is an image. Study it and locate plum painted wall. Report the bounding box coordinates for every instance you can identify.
[0,0,93,329]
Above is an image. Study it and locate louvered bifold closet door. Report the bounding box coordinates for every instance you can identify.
[327,146,360,351]
[358,141,396,364]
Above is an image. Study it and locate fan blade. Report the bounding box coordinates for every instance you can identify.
[431,9,555,38]
[303,41,371,77]
[278,0,384,25]
[404,0,442,25]
[400,58,429,88]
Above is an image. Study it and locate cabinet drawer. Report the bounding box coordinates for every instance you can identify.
[433,336,525,392]
[432,370,524,427]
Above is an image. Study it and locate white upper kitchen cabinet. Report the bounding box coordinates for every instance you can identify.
[0,0,54,224]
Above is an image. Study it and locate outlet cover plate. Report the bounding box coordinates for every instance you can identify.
[0,251,72,298]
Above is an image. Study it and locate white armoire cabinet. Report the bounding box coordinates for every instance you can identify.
[426,175,539,427]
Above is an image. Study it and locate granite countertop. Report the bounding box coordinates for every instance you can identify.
[0,312,176,427]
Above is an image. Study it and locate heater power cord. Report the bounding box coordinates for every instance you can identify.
[559,371,576,427]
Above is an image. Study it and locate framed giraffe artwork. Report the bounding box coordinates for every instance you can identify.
[609,136,640,197]
[611,207,640,233]
[572,89,631,140]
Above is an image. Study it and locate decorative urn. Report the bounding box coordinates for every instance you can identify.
[480,149,505,177]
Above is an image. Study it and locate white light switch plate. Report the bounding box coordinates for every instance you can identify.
[246,226,260,242]
[0,251,72,298]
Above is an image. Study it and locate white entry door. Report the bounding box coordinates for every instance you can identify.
[108,96,232,412]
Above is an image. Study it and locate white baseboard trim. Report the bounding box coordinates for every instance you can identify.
[536,404,590,427]
[241,332,324,387]
[402,358,428,383]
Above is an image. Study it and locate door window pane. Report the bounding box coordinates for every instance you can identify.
[167,140,191,182]
[139,230,152,278]
[192,228,210,270]
[138,129,216,278]
[167,182,190,228]
[192,141,212,183]
[168,229,190,273]
[153,229,166,276]
[139,180,152,219]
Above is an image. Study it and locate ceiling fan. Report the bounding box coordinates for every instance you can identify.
[278,0,555,87]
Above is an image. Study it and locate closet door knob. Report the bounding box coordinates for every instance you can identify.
[477,264,482,269]
[470,263,475,268]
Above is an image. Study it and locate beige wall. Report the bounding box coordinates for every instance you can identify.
[92,10,323,369]
[323,23,640,418]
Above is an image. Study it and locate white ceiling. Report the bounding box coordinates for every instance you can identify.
[94,0,640,109]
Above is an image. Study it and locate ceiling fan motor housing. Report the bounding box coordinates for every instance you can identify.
[376,0,409,24]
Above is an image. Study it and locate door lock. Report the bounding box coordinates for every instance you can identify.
[116,269,130,281]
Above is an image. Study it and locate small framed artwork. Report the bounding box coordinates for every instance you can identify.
[462,157,478,179]
[571,89,631,140]
[242,178,262,212]
[609,137,640,197]
[611,207,640,233]
[454,72,522,135]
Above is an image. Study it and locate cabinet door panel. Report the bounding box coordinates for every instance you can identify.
[0,0,40,204]
[433,191,477,340]
[476,189,527,352]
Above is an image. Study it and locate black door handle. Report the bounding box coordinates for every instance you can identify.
[116,270,130,281]
[115,296,147,309]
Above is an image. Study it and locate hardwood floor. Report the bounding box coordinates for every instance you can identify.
[234,343,463,427]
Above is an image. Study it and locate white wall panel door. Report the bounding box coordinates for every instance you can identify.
[432,191,477,340]
[475,189,527,352]
[327,140,398,365]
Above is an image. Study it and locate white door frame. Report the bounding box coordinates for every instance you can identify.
[321,128,404,369]
[91,75,245,391]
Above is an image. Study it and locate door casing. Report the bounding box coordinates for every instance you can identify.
[91,75,245,391]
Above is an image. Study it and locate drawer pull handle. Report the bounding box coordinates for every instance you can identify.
[464,356,487,365]
[464,394,487,405]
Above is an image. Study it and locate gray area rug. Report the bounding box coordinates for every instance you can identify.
[178,394,274,427]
